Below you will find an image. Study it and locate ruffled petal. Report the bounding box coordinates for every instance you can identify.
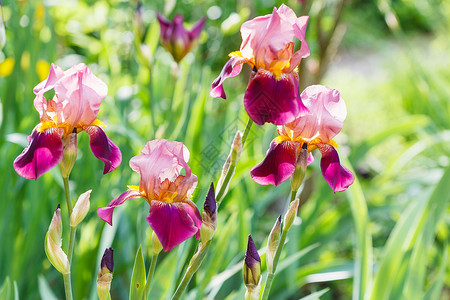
[244,71,304,125]
[251,139,300,185]
[84,125,122,174]
[210,56,246,99]
[318,144,354,192]
[146,200,202,252]
[13,128,63,180]
[97,189,142,226]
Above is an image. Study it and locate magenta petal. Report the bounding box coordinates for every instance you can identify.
[97,189,141,225]
[13,128,63,180]
[84,126,122,174]
[307,152,314,166]
[146,200,202,252]
[210,56,246,99]
[189,17,206,40]
[318,144,355,192]
[244,72,301,125]
[251,140,300,186]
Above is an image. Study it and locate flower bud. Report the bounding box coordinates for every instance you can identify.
[60,132,77,179]
[266,216,282,273]
[243,235,261,288]
[44,205,70,275]
[291,143,308,192]
[200,182,217,244]
[70,190,92,227]
[97,248,114,300]
[217,131,243,199]
[284,198,300,231]
[152,231,163,255]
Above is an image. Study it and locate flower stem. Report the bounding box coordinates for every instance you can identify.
[171,242,210,300]
[216,118,253,205]
[63,273,73,300]
[63,177,76,263]
[142,253,159,300]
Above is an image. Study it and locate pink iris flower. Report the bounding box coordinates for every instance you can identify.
[157,13,206,63]
[210,4,310,125]
[13,63,122,180]
[251,85,355,192]
[97,139,202,252]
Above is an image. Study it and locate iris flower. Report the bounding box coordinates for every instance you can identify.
[13,63,122,179]
[157,13,206,63]
[97,139,202,252]
[210,4,310,125]
[251,85,354,192]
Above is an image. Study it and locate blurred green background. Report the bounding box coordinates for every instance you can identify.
[0,0,449,299]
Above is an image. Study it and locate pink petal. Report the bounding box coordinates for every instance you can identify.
[84,125,122,174]
[146,200,202,252]
[13,128,63,180]
[244,72,305,125]
[318,144,354,192]
[307,152,314,166]
[189,17,206,40]
[251,139,300,185]
[210,56,246,99]
[97,189,141,226]
[288,85,346,142]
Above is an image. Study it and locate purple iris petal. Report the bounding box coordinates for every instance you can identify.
[251,139,300,185]
[244,72,305,125]
[13,128,63,180]
[84,125,122,174]
[245,235,261,268]
[97,189,141,226]
[189,17,206,40]
[318,144,354,192]
[146,200,202,252]
[210,56,246,99]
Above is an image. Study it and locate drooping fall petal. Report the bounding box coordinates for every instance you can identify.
[146,200,202,252]
[84,125,122,174]
[251,140,300,185]
[97,190,141,225]
[318,144,354,192]
[13,128,63,179]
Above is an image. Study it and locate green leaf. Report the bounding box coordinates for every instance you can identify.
[38,275,58,300]
[130,245,146,300]
[424,240,448,300]
[298,288,330,300]
[0,277,11,300]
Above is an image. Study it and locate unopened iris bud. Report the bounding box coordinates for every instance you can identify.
[291,143,308,192]
[60,132,77,179]
[267,216,282,273]
[97,248,114,300]
[44,205,70,275]
[284,198,300,231]
[243,235,261,300]
[152,231,163,255]
[217,131,243,198]
[70,190,92,227]
[200,182,217,244]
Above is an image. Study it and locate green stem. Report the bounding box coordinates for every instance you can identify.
[63,177,76,263]
[63,273,73,300]
[216,118,253,205]
[142,253,159,300]
[171,243,210,300]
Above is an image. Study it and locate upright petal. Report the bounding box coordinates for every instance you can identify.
[97,189,141,226]
[13,128,63,179]
[146,201,202,252]
[84,125,122,174]
[189,17,206,40]
[210,56,246,99]
[251,140,299,185]
[317,144,354,192]
[244,71,304,125]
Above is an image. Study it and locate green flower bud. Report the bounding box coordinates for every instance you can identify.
[243,235,261,288]
[97,248,114,300]
[284,198,300,231]
[291,143,308,192]
[60,132,77,179]
[44,205,70,275]
[200,183,217,244]
[217,131,242,198]
[152,231,163,255]
[266,216,282,273]
[70,190,91,227]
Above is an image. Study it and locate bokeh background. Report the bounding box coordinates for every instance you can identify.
[0,0,449,299]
